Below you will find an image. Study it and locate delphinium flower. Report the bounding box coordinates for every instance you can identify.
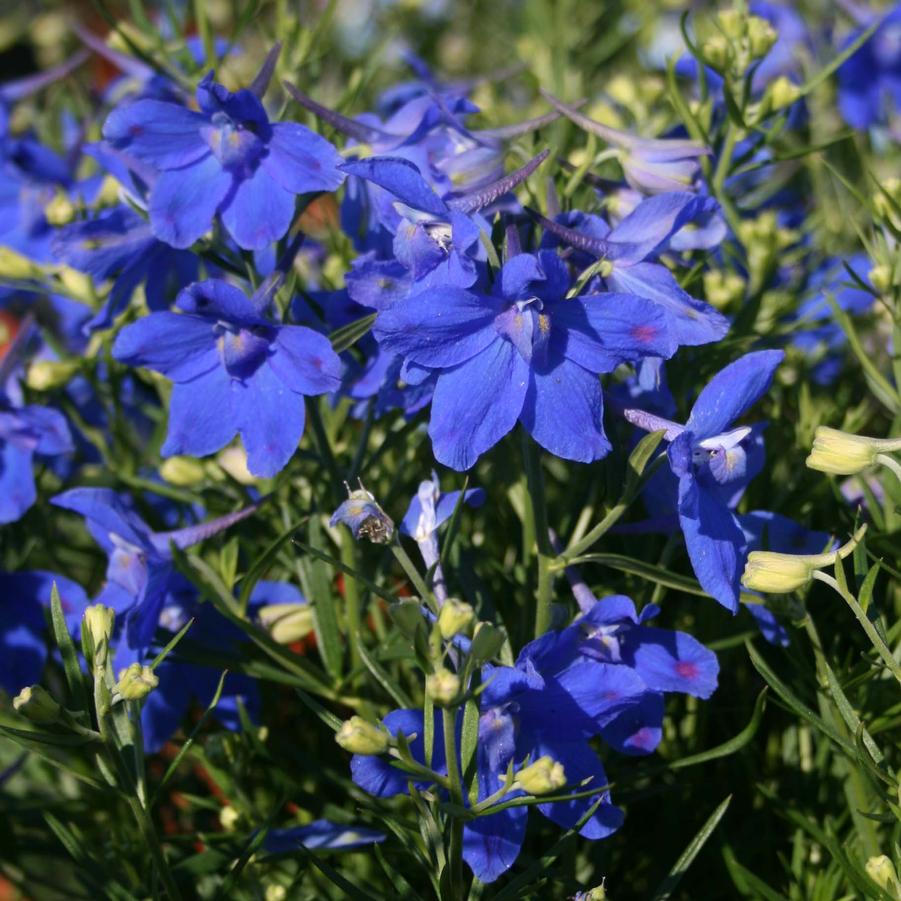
[52,205,201,333]
[532,192,730,348]
[52,487,258,652]
[542,92,710,194]
[373,248,676,469]
[102,55,345,249]
[348,592,717,882]
[263,820,386,853]
[330,482,395,544]
[112,277,342,477]
[837,3,901,130]
[625,349,784,611]
[0,389,72,524]
[399,472,485,602]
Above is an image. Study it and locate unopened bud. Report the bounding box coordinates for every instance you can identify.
[742,525,866,593]
[258,603,314,644]
[335,716,390,755]
[747,15,778,59]
[26,359,79,391]
[870,263,893,295]
[437,598,475,639]
[219,805,240,831]
[159,455,207,486]
[0,248,41,280]
[45,190,75,226]
[13,685,61,724]
[703,269,745,309]
[767,76,801,112]
[806,427,901,476]
[265,886,287,901]
[82,604,115,666]
[866,855,901,894]
[515,755,566,795]
[116,663,159,701]
[426,669,461,706]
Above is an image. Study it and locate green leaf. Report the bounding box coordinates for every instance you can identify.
[237,515,309,613]
[329,312,377,354]
[305,516,344,679]
[624,429,665,496]
[49,582,90,714]
[650,795,732,901]
[150,618,195,670]
[357,640,414,709]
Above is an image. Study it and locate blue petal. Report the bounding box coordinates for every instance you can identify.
[149,154,232,249]
[103,100,208,170]
[176,280,266,325]
[340,156,449,217]
[677,475,746,613]
[521,357,610,463]
[374,287,501,369]
[686,350,784,440]
[52,488,153,551]
[552,293,676,372]
[17,405,72,455]
[608,262,729,347]
[462,804,527,883]
[112,312,218,381]
[161,365,237,459]
[265,820,386,853]
[429,339,529,471]
[233,362,306,477]
[270,326,343,396]
[625,627,719,698]
[221,166,295,251]
[600,692,664,755]
[261,122,345,194]
[746,602,790,647]
[345,255,412,311]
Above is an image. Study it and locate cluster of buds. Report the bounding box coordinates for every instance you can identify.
[701,9,778,79]
[514,755,567,796]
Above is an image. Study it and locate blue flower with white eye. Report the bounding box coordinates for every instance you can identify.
[626,350,784,612]
[112,279,342,477]
[103,62,344,250]
[374,249,676,470]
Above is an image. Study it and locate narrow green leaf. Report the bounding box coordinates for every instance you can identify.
[650,795,732,901]
[150,618,195,670]
[238,516,309,613]
[49,582,90,713]
[329,312,377,354]
[357,640,413,708]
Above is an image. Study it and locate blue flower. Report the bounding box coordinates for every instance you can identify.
[330,483,395,544]
[52,205,200,333]
[112,279,342,477]
[103,69,344,249]
[0,394,72,523]
[52,487,257,653]
[837,4,901,129]
[626,350,784,611]
[263,819,386,853]
[374,250,676,470]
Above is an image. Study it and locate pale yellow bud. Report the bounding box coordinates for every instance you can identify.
[426,669,461,706]
[219,805,240,831]
[806,427,901,475]
[515,755,567,795]
[0,248,41,280]
[742,525,867,593]
[264,886,288,901]
[747,16,778,59]
[82,604,115,666]
[258,603,314,644]
[217,445,257,485]
[116,663,159,701]
[26,359,79,391]
[870,263,893,295]
[768,76,801,111]
[159,456,207,487]
[703,270,745,309]
[335,716,390,755]
[437,598,475,640]
[866,855,901,894]
[13,685,61,725]
[702,34,730,71]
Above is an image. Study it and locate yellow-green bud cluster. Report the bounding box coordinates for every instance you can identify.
[515,755,567,795]
[702,10,778,78]
[116,663,159,701]
[703,269,745,310]
[437,598,476,639]
[425,668,461,706]
[335,716,390,755]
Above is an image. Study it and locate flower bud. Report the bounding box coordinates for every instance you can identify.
[45,190,76,226]
[703,270,745,309]
[335,716,390,755]
[437,598,475,639]
[747,15,778,59]
[116,663,159,701]
[159,455,207,486]
[515,755,566,795]
[866,855,901,894]
[26,359,79,391]
[13,685,61,724]
[870,263,893,295]
[426,669,461,706]
[265,886,288,901]
[82,604,115,666]
[0,248,41,280]
[806,426,901,476]
[258,603,314,644]
[742,525,867,594]
[219,805,240,831]
[767,76,801,112]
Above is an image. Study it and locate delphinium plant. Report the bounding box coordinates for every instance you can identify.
[1,1,901,899]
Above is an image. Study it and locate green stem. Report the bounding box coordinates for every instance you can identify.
[812,571,901,684]
[876,452,901,486]
[127,794,183,900]
[554,501,628,568]
[339,536,363,671]
[521,431,554,637]
[442,706,465,900]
